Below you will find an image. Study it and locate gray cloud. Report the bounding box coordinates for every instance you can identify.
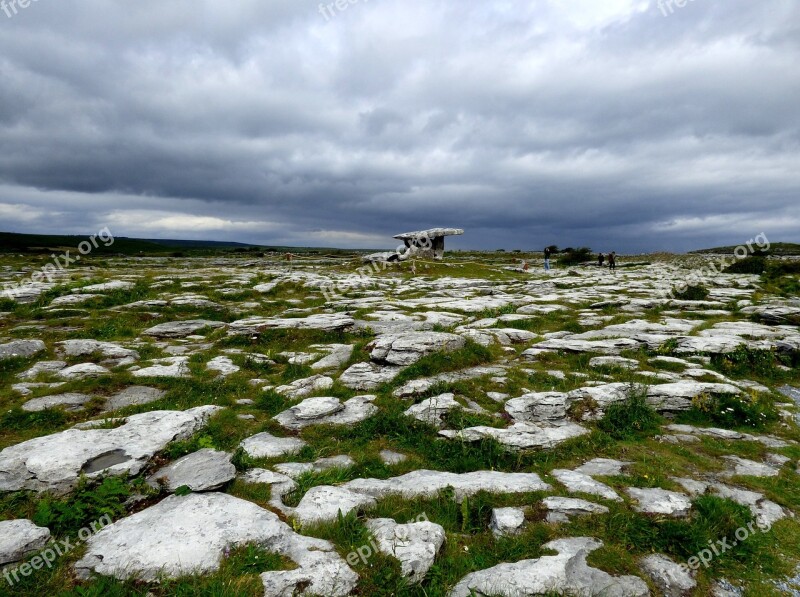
[0,0,798,252]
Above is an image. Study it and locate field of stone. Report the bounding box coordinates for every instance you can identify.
[1,251,800,596]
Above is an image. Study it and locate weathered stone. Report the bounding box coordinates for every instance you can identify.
[17,360,67,379]
[143,320,226,338]
[366,518,446,583]
[404,393,461,428]
[393,366,506,398]
[274,395,377,430]
[77,280,135,293]
[206,356,240,377]
[574,458,631,477]
[0,519,51,566]
[440,421,589,451]
[147,449,235,492]
[228,313,354,335]
[368,332,466,366]
[490,507,526,536]
[74,493,358,596]
[56,363,110,380]
[551,469,621,501]
[339,362,402,390]
[542,497,609,523]
[132,356,190,378]
[627,488,692,517]
[344,470,550,502]
[275,374,334,399]
[449,537,649,597]
[22,392,93,412]
[239,432,307,459]
[57,340,139,362]
[0,406,221,494]
[722,456,780,478]
[293,486,377,525]
[640,553,697,597]
[505,392,569,423]
[310,344,354,371]
[380,450,408,465]
[0,340,46,361]
[275,455,355,479]
[104,386,167,411]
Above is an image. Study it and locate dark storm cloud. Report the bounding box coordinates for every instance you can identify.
[0,0,798,251]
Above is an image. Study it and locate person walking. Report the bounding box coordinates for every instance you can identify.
[543,246,551,272]
[608,251,617,273]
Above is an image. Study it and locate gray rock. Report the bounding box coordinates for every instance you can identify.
[73,493,358,596]
[275,455,355,479]
[542,497,609,523]
[710,483,788,528]
[368,332,466,366]
[274,395,377,430]
[228,313,355,335]
[56,340,139,362]
[0,406,221,494]
[574,458,631,477]
[380,450,408,465]
[17,360,68,379]
[0,519,51,566]
[722,456,780,478]
[505,392,569,423]
[104,386,167,411]
[239,432,307,459]
[526,337,646,356]
[404,393,461,428]
[490,507,526,536]
[310,344,354,371]
[76,280,135,293]
[449,537,649,597]
[147,449,235,492]
[275,374,334,399]
[344,469,550,502]
[392,365,506,398]
[440,421,590,451]
[143,320,226,338]
[22,392,94,412]
[293,486,377,525]
[339,362,402,390]
[627,488,692,517]
[56,363,110,380]
[590,356,640,370]
[206,356,240,377]
[551,469,621,501]
[366,518,446,583]
[132,356,190,378]
[0,340,46,361]
[640,553,697,597]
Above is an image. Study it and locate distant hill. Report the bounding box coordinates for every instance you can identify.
[0,231,362,256]
[690,242,800,256]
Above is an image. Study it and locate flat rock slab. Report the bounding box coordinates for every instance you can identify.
[274,396,377,430]
[640,553,697,597]
[275,374,334,399]
[628,488,692,517]
[57,363,110,380]
[0,406,221,494]
[76,281,135,293]
[368,332,466,366]
[206,356,240,377]
[74,493,358,596]
[574,458,632,477]
[441,421,589,451]
[143,320,226,338]
[490,507,526,536]
[0,519,51,566]
[104,386,167,411]
[542,497,610,523]
[239,432,307,459]
[275,455,355,479]
[722,456,780,478]
[366,518,446,584]
[22,392,94,412]
[147,449,235,492]
[0,340,46,361]
[57,340,139,361]
[344,470,550,502]
[293,486,377,525]
[405,393,461,428]
[449,537,649,597]
[132,356,190,378]
[393,365,506,398]
[228,313,355,335]
[551,469,621,501]
[339,362,402,390]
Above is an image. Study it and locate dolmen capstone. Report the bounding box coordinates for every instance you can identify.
[363,228,464,263]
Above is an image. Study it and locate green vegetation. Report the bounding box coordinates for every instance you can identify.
[597,386,663,440]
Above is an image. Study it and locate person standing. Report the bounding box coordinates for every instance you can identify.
[608,251,617,273]
[543,246,551,272]
[598,253,605,268]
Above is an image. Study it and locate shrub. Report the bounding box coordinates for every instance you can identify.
[673,285,710,301]
[33,476,129,536]
[725,256,766,274]
[558,247,594,266]
[683,392,778,430]
[598,386,663,440]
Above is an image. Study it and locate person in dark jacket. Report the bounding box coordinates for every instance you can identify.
[608,251,617,273]
[598,253,605,267]
[543,247,551,272]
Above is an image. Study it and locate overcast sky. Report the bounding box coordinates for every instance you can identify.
[0,0,798,253]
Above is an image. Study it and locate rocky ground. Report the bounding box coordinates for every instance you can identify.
[1,251,799,596]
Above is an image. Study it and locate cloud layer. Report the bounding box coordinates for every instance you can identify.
[0,0,798,252]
